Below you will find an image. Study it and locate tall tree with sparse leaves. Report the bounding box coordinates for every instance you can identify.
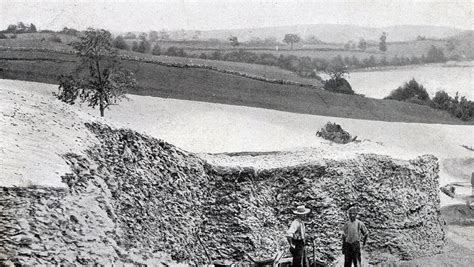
[55,28,137,117]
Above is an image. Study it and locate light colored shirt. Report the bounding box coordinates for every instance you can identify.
[287,219,305,240]
[342,219,368,243]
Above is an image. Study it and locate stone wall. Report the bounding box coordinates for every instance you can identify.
[0,122,445,265]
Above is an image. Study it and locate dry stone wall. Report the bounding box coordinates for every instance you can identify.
[0,122,445,265]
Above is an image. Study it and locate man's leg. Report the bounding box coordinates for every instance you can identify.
[352,242,361,267]
[344,253,352,267]
[292,241,304,267]
[344,243,353,267]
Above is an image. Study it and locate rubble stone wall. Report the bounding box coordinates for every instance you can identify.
[0,123,445,265]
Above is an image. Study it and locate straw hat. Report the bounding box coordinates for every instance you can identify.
[293,205,310,215]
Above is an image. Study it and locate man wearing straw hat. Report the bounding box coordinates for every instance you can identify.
[342,206,368,267]
[286,205,310,267]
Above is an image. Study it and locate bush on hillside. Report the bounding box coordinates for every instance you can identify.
[451,95,474,121]
[166,46,187,57]
[323,58,354,94]
[0,33,7,39]
[151,44,161,55]
[434,92,474,121]
[113,36,129,50]
[384,79,429,103]
[324,77,354,95]
[432,91,451,110]
[131,41,139,52]
[137,39,151,53]
[10,34,17,39]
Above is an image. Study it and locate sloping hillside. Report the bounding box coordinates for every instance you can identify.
[0,49,471,125]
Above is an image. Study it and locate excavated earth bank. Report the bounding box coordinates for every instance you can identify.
[0,123,445,265]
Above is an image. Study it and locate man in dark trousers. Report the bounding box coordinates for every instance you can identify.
[342,206,368,267]
[287,205,310,267]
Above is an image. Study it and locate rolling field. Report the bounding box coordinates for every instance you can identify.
[119,50,321,84]
[142,35,472,62]
[0,33,75,51]
[0,48,472,125]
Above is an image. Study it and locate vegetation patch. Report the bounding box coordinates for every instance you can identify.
[384,79,473,121]
[316,122,356,144]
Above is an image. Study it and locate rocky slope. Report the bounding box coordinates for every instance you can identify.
[1,122,445,265]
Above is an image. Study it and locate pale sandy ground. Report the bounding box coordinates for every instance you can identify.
[1,79,473,265]
[0,80,98,187]
[1,79,473,200]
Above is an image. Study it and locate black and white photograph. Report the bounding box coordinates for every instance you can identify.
[0,0,473,266]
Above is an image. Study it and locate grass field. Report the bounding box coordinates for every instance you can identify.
[2,32,471,70]
[0,33,75,51]
[0,48,471,125]
[133,37,472,62]
[120,50,321,85]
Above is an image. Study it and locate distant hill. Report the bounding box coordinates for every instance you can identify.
[190,24,464,43]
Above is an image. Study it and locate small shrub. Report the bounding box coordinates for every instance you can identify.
[137,39,151,53]
[324,77,354,95]
[0,33,7,39]
[151,44,161,55]
[131,41,139,52]
[432,90,451,110]
[113,36,129,50]
[10,34,17,39]
[384,79,429,102]
[166,46,187,57]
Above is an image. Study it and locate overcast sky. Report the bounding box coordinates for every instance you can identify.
[1,0,472,32]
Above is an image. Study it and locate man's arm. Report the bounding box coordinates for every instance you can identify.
[360,222,368,246]
[286,220,297,248]
[341,223,347,253]
[287,236,294,249]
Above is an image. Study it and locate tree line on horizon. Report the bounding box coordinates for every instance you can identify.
[122,43,450,78]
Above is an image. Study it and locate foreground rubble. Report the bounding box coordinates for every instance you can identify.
[0,122,445,265]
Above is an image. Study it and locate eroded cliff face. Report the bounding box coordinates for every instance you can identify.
[0,123,445,265]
